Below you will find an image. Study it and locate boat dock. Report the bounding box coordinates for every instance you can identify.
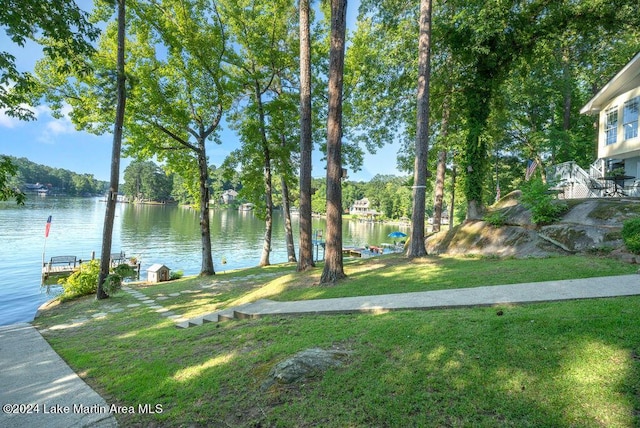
[42,251,141,282]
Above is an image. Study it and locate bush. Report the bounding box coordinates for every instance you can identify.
[520,178,567,225]
[57,260,136,301]
[622,218,640,254]
[170,270,184,280]
[483,211,507,227]
[58,259,100,301]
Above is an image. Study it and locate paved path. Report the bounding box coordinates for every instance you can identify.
[1,273,639,426]
[177,274,640,327]
[0,323,117,428]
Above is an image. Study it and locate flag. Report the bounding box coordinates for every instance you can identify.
[45,215,52,238]
[525,159,538,181]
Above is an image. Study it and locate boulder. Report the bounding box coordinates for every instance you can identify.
[261,348,350,391]
[426,198,640,259]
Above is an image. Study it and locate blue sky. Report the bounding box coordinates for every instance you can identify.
[0,1,403,183]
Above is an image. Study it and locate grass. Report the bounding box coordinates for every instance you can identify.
[33,254,640,427]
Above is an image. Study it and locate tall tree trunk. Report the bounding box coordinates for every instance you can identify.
[297,0,314,271]
[260,149,274,267]
[449,162,456,230]
[256,83,273,267]
[408,0,432,258]
[279,131,296,263]
[432,150,446,233]
[562,46,572,133]
[320,0,347,284]
[198,142,214,275]
[432,95,450,233]
[97,0,126,300]
[463,79,491,220]
[281,174,297,262]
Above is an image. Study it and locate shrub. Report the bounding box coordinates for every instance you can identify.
[170,270,184,280]
[58,259,100,301]
[520,178,567,225]
[483,211,507,227]
[57,260,136,301]
[622,217,640,254]
[103,263,137,295]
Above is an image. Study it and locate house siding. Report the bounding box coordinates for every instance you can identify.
[598,86,640,160]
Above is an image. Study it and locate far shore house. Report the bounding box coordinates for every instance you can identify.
[350,197,378,218]
[221,189,238,204]
[550,52,640,198]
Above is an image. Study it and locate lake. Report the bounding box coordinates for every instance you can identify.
[0,196,408,326]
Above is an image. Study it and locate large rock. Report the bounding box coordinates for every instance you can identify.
[426,197,640,259]
[261,348,350,391]
[426,221,560,257]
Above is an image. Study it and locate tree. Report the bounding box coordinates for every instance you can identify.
[35,0,230,276]
[297,0,315,271]
[439,0,640,218]
[320,0,348,284]
[222,0,299,267]
[128,0,230,275]
[407,0,432,258]
[97,0,126,300]
[123,160,173,201]
[0,156,26,204]
[1,0,99,120]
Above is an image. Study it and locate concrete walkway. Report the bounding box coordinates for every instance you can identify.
[1,274,639,427]
[177,273,640,327]
[0,323,117,428]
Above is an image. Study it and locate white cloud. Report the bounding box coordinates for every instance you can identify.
[0,109,23,128]
[37,104,76,143]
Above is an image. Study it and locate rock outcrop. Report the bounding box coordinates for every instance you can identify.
[426,195,640,261]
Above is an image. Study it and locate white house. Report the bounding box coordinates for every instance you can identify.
[550,52,640,199]
[221,189,238,204]
[350,197,378,217]
[580,52,640,180]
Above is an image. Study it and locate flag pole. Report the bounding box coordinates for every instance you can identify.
[42,215,52,273]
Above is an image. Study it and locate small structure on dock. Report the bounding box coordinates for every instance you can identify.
[147,264,171,283]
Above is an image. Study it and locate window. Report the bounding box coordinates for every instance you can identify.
[605,107,618,145]
[623,97,639,140]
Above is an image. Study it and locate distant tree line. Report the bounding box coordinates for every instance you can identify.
[122,159,420,220]
[3,156,108,196]
[312,175,418,221]
[122,160,242,205]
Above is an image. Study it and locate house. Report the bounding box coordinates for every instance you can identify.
[221,189,238,204]
[350,197,378,217]
[549,52,640,199]
[147,264,170,283]
[580,51,640,184]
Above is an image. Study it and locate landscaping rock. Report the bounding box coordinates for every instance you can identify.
[426,197,640,259]
[261,348,350,391]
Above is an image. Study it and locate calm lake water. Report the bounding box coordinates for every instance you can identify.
[0,196,408,326]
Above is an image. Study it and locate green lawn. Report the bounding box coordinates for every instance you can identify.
[33,254,640,427]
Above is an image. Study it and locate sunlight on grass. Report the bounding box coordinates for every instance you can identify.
[427,345,447,362]
[227,274,297,306]
[172,351,238,382]
[32,255,640,427]
[560,341,633,426]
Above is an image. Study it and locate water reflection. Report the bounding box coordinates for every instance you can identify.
[0,197,409,325]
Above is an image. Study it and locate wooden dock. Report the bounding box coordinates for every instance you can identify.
[42,252,141,282]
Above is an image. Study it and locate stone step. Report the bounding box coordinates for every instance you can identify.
[176,302,258,328]
[188,317,204,327]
